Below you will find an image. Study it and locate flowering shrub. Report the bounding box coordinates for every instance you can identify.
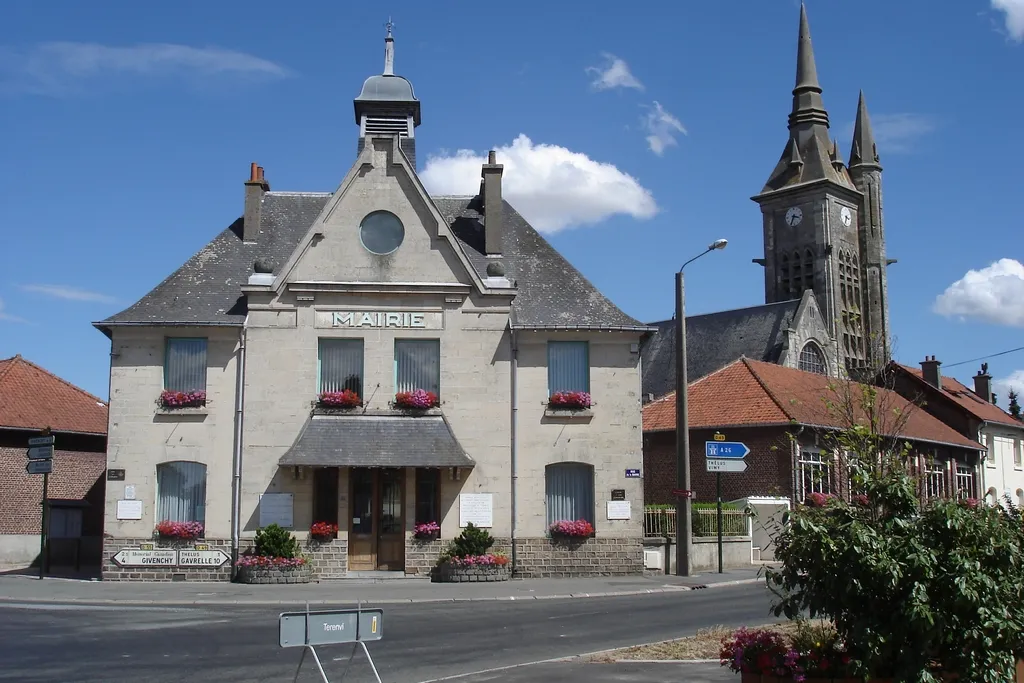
[309,521,338,541]
[445,553,509,567]
[159,390,206,408]
[414,521,440,539]
[317,390,361,409]
[719,624,854,682]
[803,492,838,508]
[155,520,204,540]
[548,519,594,538]
[235,555,308,568]
[548,391,592,410]
[394,389,439,409]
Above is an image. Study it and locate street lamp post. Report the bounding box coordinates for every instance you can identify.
[675,238,728,577]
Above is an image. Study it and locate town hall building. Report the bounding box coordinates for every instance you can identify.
[95,26,651,581]
[643,4,892,398]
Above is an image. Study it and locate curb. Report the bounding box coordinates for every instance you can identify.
[0,577,762,608]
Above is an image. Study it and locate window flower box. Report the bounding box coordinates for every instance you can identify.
[394,389,439,410]
[413,521,440,541]
[316,390,362,410]
[548,519,594,543]
[547,391,592,411]
[309,521,338,543]
[158,390,207,409]
[155,520,205,541]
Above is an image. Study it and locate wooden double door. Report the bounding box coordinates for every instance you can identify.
[348,468,405,571]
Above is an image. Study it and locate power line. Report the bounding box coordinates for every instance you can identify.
[944,345,1024,369]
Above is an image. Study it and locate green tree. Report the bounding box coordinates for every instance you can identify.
[1008,389,1022,420]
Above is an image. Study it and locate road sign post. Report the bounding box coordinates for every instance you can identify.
[705,435,748,574]
[26,432,54,580]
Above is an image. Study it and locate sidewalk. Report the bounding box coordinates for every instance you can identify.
[0,567,766,606]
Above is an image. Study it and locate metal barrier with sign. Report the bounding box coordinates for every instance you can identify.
[278,603,383,683]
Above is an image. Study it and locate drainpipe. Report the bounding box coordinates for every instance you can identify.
[509,326,519,574]
[230,322,248,579]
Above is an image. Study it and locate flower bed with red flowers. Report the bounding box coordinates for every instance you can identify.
[413,521,440,540]
[720,625,856,683]
[548,519,594,539]
[394,389,439,410]
[155,520,204,540]
[547,391,592,410]
[158,390,207,409]
[309,521,338,542]
[445,553,509,568]
[317,390,361,409]
[235,555,308,568]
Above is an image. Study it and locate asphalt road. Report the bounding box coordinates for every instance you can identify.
[0,583,772,683]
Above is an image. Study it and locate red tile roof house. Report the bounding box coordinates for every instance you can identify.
[0,355,108,571]
[642,359,986,562]
[888,358,1024,506]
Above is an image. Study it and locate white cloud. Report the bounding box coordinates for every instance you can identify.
[0,297,27,323]
[641,101,687,156]
[933,258,1024,326]
[993,0,1024,40]
[420,134,658,233]
[0,42,290,96]
[843,113,936,154]
[585,53,644,92]
[994,369,1024,399]
[20,284,116,304]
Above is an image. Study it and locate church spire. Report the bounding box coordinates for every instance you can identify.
[849,90,881,169]
[383,18,395,75]
[788,3,830,131]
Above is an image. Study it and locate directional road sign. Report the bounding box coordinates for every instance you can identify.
[27,445,53,460]
[705,441,750,459]
[28,436,55,446]
[706,458,748,473]
[26,459,53,475]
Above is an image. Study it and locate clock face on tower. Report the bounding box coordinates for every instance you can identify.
[840,206,853,227]
[785,206,803,227]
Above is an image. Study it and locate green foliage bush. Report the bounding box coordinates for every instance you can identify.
[254,523,301,559]
[447,522,494,558]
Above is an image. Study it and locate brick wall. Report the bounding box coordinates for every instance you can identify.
[643,427,795,505]
[305,538,347,579]
[102,537,236,582]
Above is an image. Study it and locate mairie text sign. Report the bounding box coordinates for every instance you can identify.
[705,441,749,459]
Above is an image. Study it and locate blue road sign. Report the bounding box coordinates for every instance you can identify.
[705,441,749,459]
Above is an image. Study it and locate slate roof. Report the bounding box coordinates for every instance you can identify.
[896,364,1023,430]
[0,355,108,435]
[640,300,801,400]
[279,414,475,468]
[643,358,983,452]
[97,192,649,334]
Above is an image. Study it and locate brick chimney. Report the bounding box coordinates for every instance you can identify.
[243,162,270,242]
[920,355,942,391]
[973,363,994,404]
[481,150,504,255]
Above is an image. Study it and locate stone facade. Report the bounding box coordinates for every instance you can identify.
[512,537,642,578]
[436,563,510,583]
[305,538,348,579]
[237,564,312,584]
[102,537,235,582]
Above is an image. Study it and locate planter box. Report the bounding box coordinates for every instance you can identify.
[413,532,440,542]
[433,563,510,583]
[236,564,312,585]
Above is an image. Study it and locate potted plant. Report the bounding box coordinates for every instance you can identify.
[720,622,856,683]
[413,521,440,541]
[309,521,338,543]
[235,524,311,584]
[155,520,204,541]
[316,390,361,410]
[433,523,510,583]
[394,389,439,410]
[158,390,206,409]
[548,519,594,543]
[547,391,592,411]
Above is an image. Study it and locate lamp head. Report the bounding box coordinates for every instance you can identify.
[709,239,728,251]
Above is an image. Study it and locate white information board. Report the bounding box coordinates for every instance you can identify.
[259,493,294,528]
[606,500,632,520]
[116,499,143,520]
[459,493,493,528]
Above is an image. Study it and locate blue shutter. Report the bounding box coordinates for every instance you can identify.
[157,461,208,524]
[547,341,589,393]
[318,339,364,395]
[164,338,207,392]
[395,340,440,395]
[545,463,595,525]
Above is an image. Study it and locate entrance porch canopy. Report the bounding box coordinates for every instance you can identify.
[277,414,476,468]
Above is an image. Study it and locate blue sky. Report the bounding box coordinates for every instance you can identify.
[2,0,1023,402]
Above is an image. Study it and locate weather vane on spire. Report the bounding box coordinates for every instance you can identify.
[385,17,395,38]
[383,17,396,75]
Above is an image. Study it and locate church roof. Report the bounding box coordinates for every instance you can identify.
[640,299,801,400]
[95,192,649,333]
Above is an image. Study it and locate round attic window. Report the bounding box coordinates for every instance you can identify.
[359,210,405,255]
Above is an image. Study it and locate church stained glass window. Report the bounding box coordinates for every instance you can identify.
[798,342,827,375]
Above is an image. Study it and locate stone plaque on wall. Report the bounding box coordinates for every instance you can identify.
[259,493,294,528]
[459,493,493,528]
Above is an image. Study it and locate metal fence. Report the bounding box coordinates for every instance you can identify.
[643,506,749,538]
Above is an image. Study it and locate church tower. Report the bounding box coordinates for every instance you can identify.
[752,4,885,375]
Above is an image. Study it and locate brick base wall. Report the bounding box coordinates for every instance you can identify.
[102,537,236,582]
[305,538,347,579]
